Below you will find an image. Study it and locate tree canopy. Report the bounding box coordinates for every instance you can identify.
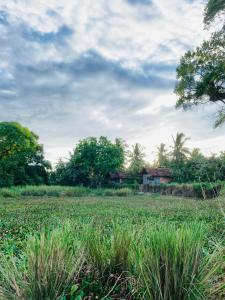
[175,0,225,127]
[128,143,146,177]
[156,143,168,167]
[53,137,125,187]
[204,0,225,26]
[0,122,50,186]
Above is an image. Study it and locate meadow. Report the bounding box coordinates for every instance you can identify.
[0,189,225,299]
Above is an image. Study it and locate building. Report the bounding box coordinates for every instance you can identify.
[109,172,127,184]
[142,168,172,185]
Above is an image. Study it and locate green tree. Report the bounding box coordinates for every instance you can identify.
[171,133,190,163]
[56,137,125,187]
[167,133,190,182]
[184,148,207,182]
[128,143,146,177]
[204,0,225,26]
[0,122,50,186]
[175,0,225,127]
[156,143,168,167]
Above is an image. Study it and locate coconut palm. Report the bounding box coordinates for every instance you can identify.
[171,132,190,162]
[128,143,146,175]
[156,143,168,167]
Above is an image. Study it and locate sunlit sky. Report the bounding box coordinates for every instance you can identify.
[0,0,224,163]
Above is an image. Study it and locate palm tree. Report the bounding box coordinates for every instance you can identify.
[171,132,190,162]
[156,143,168,167]
[128,143,146,175]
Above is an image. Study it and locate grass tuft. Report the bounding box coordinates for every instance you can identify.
[0,225,84,300]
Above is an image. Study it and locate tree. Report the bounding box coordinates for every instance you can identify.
[171,132,190,162]
[128,143,146,177]
[156,143,168,167]
[54,137,125,187]
[0,122,50,186]
[175,0,225,127]
[204,0,225,26]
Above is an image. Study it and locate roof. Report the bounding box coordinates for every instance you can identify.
[142,168,172,177]
[109,172,127,179]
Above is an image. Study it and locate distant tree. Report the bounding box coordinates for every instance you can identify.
[170,133,190,163]
[175,0,225,127]
[50,159,74,186]
[166,133,190,182]
[128,143,146,177]
[53,137,125,187]
[156,143,168,167]
[184,148,207,182]
[0,122,50,186]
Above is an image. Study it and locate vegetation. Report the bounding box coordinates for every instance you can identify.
[52,137,126,187]
[0,120,224,187]
[142,182,223,199]
[154,132,225,183]
[0,194,224,299]
[128,143,146,179]
[155,143,168,167]
[204,0,225,26]
[0,122,50,187]
[175,0,225,127]
[0,185,134,198]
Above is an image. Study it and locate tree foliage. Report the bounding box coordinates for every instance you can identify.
[128,143,146,176]
[204,0,225,26]
[175,0,225,127]
[157,133,225,183]
[156,143,168,167]
[170,132,190,162]
[53,137,125,187]
[0,122,50,186]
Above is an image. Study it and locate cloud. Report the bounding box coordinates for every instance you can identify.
[0,0,224,163]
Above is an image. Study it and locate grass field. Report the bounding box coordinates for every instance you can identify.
[0,193,225,299]
[1,194,225,250]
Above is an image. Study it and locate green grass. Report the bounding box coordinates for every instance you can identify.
[0,185,134,198]
[0,193,224,299]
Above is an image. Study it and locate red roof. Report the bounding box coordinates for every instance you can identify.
[143,168,172,177]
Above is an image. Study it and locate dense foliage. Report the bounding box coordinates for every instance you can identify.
[156,132,225,183]
[175,0,225,127]
[127,143,146,180]
[0,122,50,187]
[52,137,125,187]
[0,121,224,187]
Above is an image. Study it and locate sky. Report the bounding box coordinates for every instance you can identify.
[0,0,225,164]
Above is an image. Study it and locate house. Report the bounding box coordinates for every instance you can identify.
[142,168,172,185]
[109,172,127,184]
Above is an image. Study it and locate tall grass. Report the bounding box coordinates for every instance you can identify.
[0,223,221,299]
[0,225,84,300]
[132,224,215,300]
[86,226,133,276]
[0,185,133,198]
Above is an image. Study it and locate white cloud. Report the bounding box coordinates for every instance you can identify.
[0,0,224,164]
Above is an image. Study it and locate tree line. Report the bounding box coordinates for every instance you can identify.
[0,122,225,187]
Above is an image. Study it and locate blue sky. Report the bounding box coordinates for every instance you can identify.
[0,0,224,163]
